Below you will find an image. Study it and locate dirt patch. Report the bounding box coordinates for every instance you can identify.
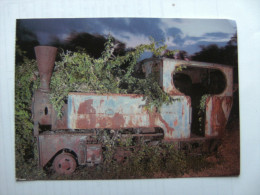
[182,119,240,177]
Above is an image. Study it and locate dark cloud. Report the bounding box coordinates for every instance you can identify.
[172,18,183,23]
[167,40,227,55]
[94,18,165,42]
[20,18,91,44]
[128,18,164,39]
[166,27,183,45]
[163,27,185,48]
[167,27,182,35]
[165,30,232,54]
[17,18,236,55]
[19,18,166,45]
[20,19,85,34]
[204,32,231,38]
[185,36,202,41]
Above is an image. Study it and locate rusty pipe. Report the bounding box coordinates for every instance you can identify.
[34,46,57,91]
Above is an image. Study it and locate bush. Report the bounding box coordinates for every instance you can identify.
[15,36,210,180]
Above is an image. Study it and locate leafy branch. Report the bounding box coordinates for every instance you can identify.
[50,36,177,117]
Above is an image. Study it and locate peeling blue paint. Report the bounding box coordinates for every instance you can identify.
[161,96,191,139]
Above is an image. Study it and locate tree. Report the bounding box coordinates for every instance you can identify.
[162,49,190,61]
[16,20,40,65]
[50,32,127,59]
[191,33,239,121]
[192,33,238,68]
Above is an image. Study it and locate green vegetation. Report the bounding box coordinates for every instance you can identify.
[15,55,45,179]
[15,36,212,180]
[92,130,189,179]
[40,130,212,180]
[198,94,210,133]
[50,36,176,117]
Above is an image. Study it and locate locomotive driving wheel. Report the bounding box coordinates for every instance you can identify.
[53,153,77,174]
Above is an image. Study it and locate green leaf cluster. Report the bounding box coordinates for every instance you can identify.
[15,57,41,178]
[50,36,176,117]
[198,94,210,133]
[94,130,188,178]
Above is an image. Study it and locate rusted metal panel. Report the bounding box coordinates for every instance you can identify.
[158,58,233,96]
[205,96,233,137]
[33,46,58,132]
[34,46,57,92]
[32,90,53,125]
[68,93,150,129]
[160,96,191,140]
[39,132,102,167]
[161,59,180,95]
[142,58,233,140]
[32,90,68,129]
[86,144,102,165]
[68,92,191,140]
[221,67,233,96]
[33,48,235,172]
[52,105,68,129]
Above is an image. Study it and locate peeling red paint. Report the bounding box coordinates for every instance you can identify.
[52,105,68,129]
[206,96,233,137]
[39,133,102,167]
[86,144,102,164]
[76,113,126,129]
[148,109,157,127]
[174,119,178,126]
[78,99,95,114]
[100,99,104,107]
[157,114,175,137]
[211,97,232,136]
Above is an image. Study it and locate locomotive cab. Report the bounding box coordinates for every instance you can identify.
[142,58,233,139]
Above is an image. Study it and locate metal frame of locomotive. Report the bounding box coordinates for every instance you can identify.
[32,46,233,174]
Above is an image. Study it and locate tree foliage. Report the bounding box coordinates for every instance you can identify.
[16,20,40,64]
[15,56,46,179]
[192,33,238,68]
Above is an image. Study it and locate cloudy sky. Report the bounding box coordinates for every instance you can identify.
[19,18,237,55]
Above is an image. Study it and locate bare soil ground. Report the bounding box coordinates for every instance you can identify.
[182,119,240,177]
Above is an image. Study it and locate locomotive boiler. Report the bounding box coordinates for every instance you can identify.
[32,46,233,174]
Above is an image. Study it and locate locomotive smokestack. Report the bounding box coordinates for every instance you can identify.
[34,46,57,91]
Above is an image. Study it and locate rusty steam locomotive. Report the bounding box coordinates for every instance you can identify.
[32,46,233,174]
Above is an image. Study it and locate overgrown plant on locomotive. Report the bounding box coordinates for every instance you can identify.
[32,46,233,174]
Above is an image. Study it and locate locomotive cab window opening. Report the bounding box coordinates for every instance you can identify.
[173,66,226,137]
